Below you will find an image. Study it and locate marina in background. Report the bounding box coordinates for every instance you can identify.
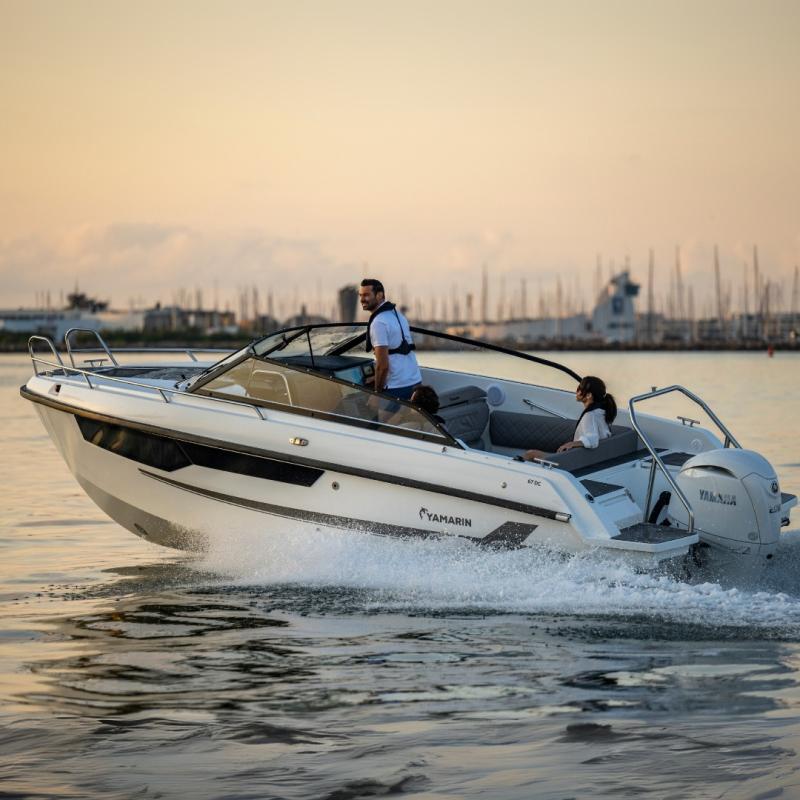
[2,248,798,350]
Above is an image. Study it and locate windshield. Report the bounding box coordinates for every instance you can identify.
[182,343,253,389]
[201,324,580,394]
[253,325,366,359]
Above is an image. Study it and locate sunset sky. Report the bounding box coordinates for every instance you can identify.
[1,0,798,317]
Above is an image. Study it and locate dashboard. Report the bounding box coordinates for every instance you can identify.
[333,362,374,385]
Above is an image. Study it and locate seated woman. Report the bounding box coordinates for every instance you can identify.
[523,376,616,461]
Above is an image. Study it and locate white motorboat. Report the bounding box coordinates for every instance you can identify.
[21,326,796,573]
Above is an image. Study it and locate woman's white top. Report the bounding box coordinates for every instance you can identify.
[574,408,611,449]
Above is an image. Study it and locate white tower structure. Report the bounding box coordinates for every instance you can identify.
[592,271,640,343]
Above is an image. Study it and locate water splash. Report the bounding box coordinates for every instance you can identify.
[195,520,800,632]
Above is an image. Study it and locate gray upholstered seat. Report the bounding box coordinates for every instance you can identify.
[437,385,490,448]
[490,411,575,453]
[488,410,641,472]
[548,427,641,471]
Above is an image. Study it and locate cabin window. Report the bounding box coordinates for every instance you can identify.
[200,358,446,440]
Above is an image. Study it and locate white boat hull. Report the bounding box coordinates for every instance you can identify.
[28,388,693,569]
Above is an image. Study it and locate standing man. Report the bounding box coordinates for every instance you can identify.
[358,278,421,400]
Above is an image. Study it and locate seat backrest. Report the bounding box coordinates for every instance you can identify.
[437,385,490,448]
[549,427,640,471]
[488,410,641,471]
[490,411,576,453]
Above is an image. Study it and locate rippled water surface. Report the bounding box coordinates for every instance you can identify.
[2,351,800,799]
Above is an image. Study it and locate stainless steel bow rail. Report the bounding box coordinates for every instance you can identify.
[628,384,742,533]
[65,328,119,367]
[25,333,264,415]
[62,328,231,368]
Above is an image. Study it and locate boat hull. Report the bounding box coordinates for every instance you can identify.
[31,402,573,554]
[22,377,699,568]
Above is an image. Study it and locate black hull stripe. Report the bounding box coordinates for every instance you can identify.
[75,415,323,486]
[139,469,538,548]
[20,385,567,522]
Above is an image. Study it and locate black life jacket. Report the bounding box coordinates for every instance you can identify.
[365,302,416,355]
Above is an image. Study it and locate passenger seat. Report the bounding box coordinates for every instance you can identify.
[437,385,490,449]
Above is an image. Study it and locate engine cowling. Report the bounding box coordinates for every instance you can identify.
[667,449,782,564]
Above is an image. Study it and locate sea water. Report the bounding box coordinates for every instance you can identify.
[1,351,799,799]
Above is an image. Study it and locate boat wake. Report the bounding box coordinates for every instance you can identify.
[195,521,800,635]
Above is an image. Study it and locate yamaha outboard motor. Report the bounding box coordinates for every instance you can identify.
[667,449,782,569]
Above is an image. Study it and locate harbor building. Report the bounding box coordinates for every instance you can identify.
[445,272,640,346]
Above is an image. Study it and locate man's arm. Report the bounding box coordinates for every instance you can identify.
[373,345,390,392]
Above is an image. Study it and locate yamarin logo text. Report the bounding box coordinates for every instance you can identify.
[419,507,472,527]
[699,489,737,506]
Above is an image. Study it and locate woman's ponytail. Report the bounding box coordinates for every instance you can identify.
[604,393,617,425]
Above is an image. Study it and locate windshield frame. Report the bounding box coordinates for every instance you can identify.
[187,321,582,396]
[240,322,582,382]
[184,342,257,393]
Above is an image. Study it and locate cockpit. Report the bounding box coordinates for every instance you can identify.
[187,324,449,443]
[185,323,595,461]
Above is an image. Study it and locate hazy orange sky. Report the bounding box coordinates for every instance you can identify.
[1,0,798,316]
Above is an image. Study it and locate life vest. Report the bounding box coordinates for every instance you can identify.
[365,302,417,355]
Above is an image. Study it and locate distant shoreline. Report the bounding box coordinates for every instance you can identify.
[5,333,798,354]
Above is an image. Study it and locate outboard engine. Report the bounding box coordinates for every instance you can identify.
[667,449,782,569]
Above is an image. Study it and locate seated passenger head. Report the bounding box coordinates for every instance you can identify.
[359,279,385,312]
[577,376,617,424]
[411,385,440,416]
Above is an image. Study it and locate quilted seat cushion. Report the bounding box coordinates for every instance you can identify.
[489,410,641,472]
[489,411,576,452]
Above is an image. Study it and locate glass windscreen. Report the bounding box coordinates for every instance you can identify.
[200,358,445,438]
[183,345,251,389]
[253,326,366,360]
